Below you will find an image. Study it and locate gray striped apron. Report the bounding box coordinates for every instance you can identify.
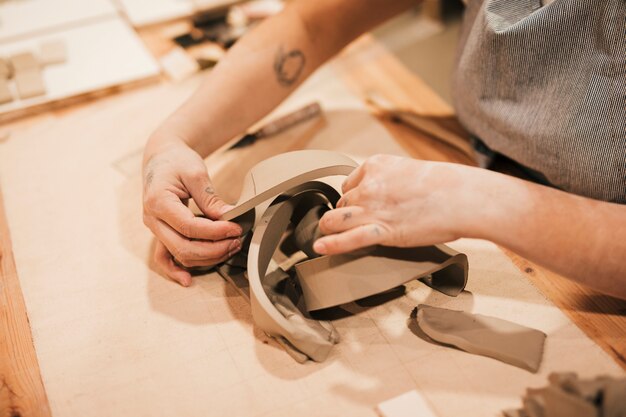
[453,0,626,203]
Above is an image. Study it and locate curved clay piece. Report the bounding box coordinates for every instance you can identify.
[295,245,468,311]
[414,305,546,373]
[220,150,358,232]
[247,185,342,362]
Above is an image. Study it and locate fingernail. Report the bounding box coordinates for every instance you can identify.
[313,241,326,254]
[228,239,241,252]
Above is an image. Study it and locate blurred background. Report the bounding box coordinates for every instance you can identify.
[0,0,464,122]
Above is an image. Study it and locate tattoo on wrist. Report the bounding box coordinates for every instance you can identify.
[145,170,155,188]
[273,45,306,87]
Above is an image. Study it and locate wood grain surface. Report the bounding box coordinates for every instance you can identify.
[0,187,52,417]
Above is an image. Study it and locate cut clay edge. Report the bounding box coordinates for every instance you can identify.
[247,182,342,362]
[220,149,358,224]
[415,305,547,373]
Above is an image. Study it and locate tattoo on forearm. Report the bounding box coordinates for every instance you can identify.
[273,45,306,87]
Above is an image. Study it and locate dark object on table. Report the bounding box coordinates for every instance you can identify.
[503,372,626,417]
[229,102,322,149]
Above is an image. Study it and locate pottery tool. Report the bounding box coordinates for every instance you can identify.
[366,91,476,161]
[228,101,322,149]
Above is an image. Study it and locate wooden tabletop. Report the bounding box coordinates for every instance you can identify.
[1,22,624,417]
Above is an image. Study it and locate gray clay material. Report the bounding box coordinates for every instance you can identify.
[415,304,546,372]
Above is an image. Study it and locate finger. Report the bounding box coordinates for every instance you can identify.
[182,171,232,220]
[318,206,370,235]
[153,194,242,240]
[152,219,241,265]
[313,223,389,255]
[336,189,360,208]
[173,252,233,268]
[341,163,366,194]
[154,241,192,287]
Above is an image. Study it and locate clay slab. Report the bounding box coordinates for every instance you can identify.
[414,305,546,372]
[0,17,159,115]
[0,58,13,79]
[10,52,39,72]
[39,40,68,65]
[0,79,13,104]
[15,69,47,99]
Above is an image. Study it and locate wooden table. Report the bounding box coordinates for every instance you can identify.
[1,24,624,417]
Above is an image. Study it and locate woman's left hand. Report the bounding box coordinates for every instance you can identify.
[313,154,488,255]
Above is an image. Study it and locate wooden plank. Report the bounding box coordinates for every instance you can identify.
[0,186,52,417]
[504,250,626,370]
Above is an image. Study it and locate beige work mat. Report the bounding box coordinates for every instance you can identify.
[0,65,622,417]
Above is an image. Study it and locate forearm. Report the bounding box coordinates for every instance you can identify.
[472,172,626,298]
[146,0,417,160]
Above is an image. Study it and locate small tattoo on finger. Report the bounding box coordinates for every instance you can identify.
[205,185,215,195]
[342,211,352,221]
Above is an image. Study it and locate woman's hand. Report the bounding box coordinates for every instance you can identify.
[314,155,485,255]
[142,139,243,286]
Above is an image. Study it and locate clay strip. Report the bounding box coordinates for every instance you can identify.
[413,304,546,372]
[220,149,358,232]
[295,245,467,311]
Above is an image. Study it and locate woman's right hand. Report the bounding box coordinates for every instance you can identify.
[142,140,243,287]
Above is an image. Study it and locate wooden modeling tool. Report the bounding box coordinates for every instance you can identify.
[228,102,322,149]
[366,92,476,161]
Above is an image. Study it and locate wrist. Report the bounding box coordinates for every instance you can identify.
[462,168,534,245]
[143,124,193,168]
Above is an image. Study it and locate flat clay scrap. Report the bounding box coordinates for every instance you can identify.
[413,305,546,372]
[504,372,626,417]
[15,69,46,99]
[0,78,13,104]
[10,52,39,71]
[0,58,13,79]
[39,40,68,65]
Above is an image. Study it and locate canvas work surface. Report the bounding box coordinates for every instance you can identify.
[0,64,622,417]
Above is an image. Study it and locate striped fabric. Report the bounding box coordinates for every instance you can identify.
[453,0,625,203]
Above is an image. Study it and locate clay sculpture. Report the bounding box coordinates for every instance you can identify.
[218,150,469,362]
